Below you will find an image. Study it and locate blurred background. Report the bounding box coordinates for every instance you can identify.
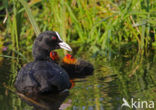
[0,0,156,110]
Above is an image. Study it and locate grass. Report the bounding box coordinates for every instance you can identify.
[0,0,156,59]
[0,1,156,109]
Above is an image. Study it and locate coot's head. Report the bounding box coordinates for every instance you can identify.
[63,54,77,64]
[33,31,72,60]
[50,51,60,61]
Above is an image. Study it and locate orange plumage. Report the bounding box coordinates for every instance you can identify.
[62,54,77,64]
[50,51,59,61]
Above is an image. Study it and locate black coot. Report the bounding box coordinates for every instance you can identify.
[61,54,94,78]
[50,52,94,79]
[14,31,72,95]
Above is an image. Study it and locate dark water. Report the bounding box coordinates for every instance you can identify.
[0,51,156,110]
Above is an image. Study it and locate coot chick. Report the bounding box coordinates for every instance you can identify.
[14,31,72,95]
[50,52,94,79]
[50,51,60,63]
[62,54,94,78]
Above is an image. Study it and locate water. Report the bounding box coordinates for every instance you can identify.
[0,51,156,110]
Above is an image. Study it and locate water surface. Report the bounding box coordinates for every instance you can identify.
[0,51,156,110]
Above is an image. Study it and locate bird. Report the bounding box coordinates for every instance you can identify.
[14,31,72,95]
[50,51,60,63]
[49,52,94,79]
[62,54,94,78]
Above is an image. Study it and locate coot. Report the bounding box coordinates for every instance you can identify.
[62,54,94,78]
[14,31,72,95]
[50,52,94,79]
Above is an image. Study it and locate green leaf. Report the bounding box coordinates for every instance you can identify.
[19,0,40,36]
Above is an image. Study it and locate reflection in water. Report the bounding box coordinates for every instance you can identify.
[0,50,156,109]
[19,91,70,110]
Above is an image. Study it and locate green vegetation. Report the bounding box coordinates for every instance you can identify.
[0,0,156,59]
[0,0,156,110]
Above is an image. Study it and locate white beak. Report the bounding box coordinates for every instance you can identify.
[59,42,72,51]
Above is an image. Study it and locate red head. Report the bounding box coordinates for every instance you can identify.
[63,54,77,64]
[50,51,60,61]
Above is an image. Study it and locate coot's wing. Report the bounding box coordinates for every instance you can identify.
[32,61,71,93]
[14,62,39,94]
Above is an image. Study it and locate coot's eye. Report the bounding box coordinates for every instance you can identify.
[52,36,56,40]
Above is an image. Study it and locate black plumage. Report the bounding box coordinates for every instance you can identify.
[49,52,94,79]
[61,59,94,79]
[14,31,72,95]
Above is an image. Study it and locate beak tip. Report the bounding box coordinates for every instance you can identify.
[66,47,72,52]
[59,42,72,52]
[69,48,72,51]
